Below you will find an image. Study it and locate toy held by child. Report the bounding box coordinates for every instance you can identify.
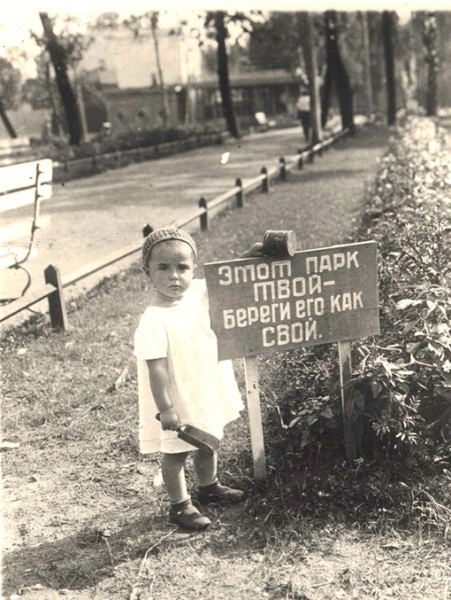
[134,227,263,531]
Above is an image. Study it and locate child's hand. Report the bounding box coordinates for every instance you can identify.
[240,242,265,258]
[159,407,180,430]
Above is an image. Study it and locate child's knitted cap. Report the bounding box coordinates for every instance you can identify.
[142,227,197,274]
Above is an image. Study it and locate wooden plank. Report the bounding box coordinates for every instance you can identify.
[0,247,35,270]
[0,159,52,195]
[0,282,56,322]
[244,173,266,193]
[0,216,50,243]
[5,184,51,210]
[62,242,142,288]
[243,355,267,481]
[0,188,37,213]
[208,186,240,211]
[0,182,52,213]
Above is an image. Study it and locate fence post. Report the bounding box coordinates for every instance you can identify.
[143,224,153,237]
[261,167,269,193]
[297,151,304,170]
[235,178,244,208]
[279,157,287,181]
[199,197,208,231]
[44,265,68,332]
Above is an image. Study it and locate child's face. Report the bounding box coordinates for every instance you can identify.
[146,240,195,301]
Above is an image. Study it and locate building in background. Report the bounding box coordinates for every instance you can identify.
[79,26,302,133]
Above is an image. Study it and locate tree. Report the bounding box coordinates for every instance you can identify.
[209,11,241,139]
[359,12,374,117]
[0,57,21,138]
[382,11,397,125]
[322,11,355,134]
[297,12,322,144]
[21,76,52,110]
[248,12,303,73]
[422,12,439,116]
[0,57,21,111]
[190,10,260,138]
[35,12,91,144]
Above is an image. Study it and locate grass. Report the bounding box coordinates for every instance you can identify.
[2,124,451,599]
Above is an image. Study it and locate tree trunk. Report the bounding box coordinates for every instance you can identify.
[382,11,397,126]
[360,11,374,118]
[297,12,322,144]
[44,59,64,136]
[39,12,82,145]
[321,62,333,127]
[0,99,17,138]
[214,11,240,139]
[423,13,438,117]
[150,12,169,129]
[324,11,355,135]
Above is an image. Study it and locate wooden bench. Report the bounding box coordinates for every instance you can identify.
[0,158,53,282]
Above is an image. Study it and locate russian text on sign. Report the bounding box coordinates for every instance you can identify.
[205,241,379,360]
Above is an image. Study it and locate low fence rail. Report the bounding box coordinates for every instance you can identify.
[0,125,351,331]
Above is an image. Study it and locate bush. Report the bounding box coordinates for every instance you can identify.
[23,124,224,163]
[268,117,451,468]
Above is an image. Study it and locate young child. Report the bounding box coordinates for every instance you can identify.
[134,227,262,531]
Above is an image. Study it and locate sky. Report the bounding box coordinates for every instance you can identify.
[0,0,447,77]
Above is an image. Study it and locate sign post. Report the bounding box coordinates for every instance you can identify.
[205,241,379,478]
[243,355,267,481]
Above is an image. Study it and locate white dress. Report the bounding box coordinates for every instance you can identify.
[134,279,244,454]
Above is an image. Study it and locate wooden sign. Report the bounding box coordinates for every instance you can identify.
[205,241,379,361]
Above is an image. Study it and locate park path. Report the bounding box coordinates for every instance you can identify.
[1,127,309,302]
[0,122,390,328]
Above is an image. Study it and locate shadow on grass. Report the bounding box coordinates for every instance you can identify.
[2,514,165,593]
[2,502,261,595]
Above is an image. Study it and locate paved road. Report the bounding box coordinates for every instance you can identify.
[1,126,311,307]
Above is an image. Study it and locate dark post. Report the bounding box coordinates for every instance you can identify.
[297,150,304,170]
[143,224,153,237]
[235,178,244,208]
[382,11,397,126]
[261,167,269,193]
[279,158,287,181]
[199,197,208,231]
[44,265,68,331]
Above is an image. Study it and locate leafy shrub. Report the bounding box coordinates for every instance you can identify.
[24,124,223,163]
[267,117,451,467]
